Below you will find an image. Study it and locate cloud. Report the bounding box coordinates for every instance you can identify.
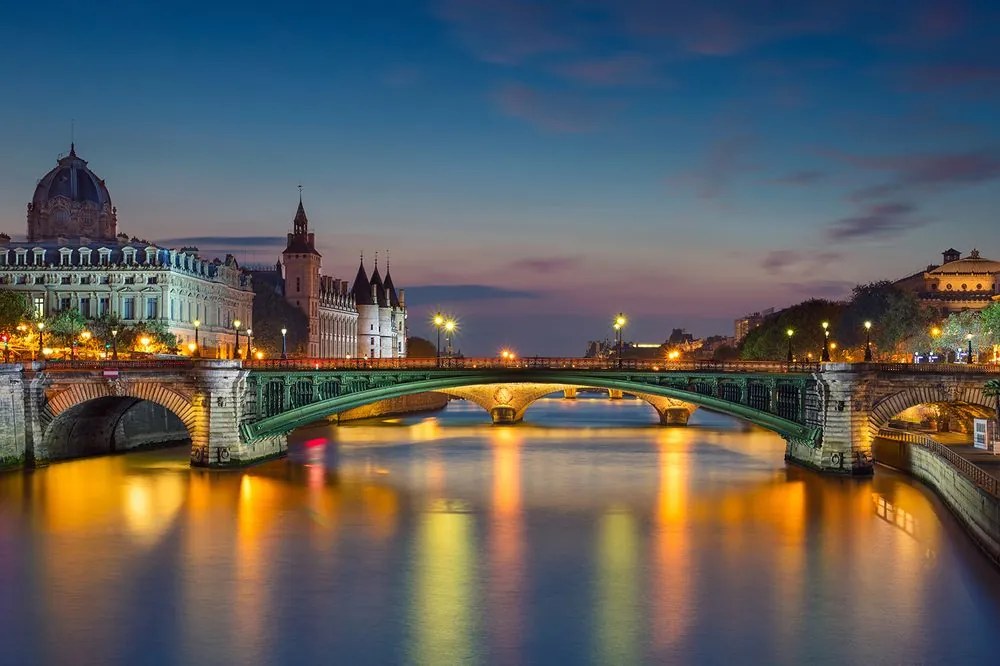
[492,83,611,132]
[676,135,755,200]
[434,0,573,64]
[761,249,842,272]
[551,53,661,87]
[905,64,1000,90]
[507,256,580,273]
[772,169,826,186]
[780,279,855,300]
[832,149,1000,200]
[825,202,923,241]
[156,236,285,248]
[404,284,542,303]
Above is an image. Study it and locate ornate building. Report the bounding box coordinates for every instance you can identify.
[896,248,1000,313]
[0,145,254,357]
[277,197,406,358]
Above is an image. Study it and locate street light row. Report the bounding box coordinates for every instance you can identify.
[785,320,874,362]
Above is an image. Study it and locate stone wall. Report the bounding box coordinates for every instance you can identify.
[333,391,449,423]
[874,437,1000,564]
[0,366,27,469]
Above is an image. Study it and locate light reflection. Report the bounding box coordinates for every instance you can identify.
[595,509,640,666]
[489,427,525,663]
[410,508,478,666]
[652,431,692,650]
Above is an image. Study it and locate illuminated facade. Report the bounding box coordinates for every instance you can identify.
[0,145,253,357]
[279,198,406,358]
[896,248,1000,313]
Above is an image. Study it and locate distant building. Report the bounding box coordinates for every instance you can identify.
[0,145,253,358]
[734,308,774,342]
[895,248,1000,314]
[255,196,408,359]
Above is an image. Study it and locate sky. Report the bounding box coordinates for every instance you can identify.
[1,0,999,355]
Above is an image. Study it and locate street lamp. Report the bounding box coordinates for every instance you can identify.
[36,322,45,357]
[433,312,444,366]
[111,328,118,361]
[967,333,974,364]
[864,321,873,362]
[786,328,794,363]
[1,333,8,363]
[614,313,627,368]
[444,319,456,358]
[821,321,830,362]
[281,327,288,359]
[246,328,252,359]
[193,319,201,358]
[233,319,242,359]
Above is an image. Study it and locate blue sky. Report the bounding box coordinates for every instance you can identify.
[2,1,999,354]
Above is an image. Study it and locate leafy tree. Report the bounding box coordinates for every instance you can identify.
[979,303,1000,349]
[0,291,32,333]
[48,308,87,345]
[712,344,740,361]
[406,336,437,358]
[129,320,178,354]
[938,309,985,359]
[251,279,308,357]
[840,282,932,359]
[985,379,1000,427]
[740,299,844,361]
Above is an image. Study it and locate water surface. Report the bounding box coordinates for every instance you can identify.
[1,396,999,665]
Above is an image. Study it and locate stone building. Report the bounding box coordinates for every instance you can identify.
[895,248,1000,314]
[0,145,253,357]
[275,197,407,359]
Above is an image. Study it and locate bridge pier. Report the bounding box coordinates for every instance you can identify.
[608,389,624,400]
[0,365,28,469]
[659,407,692,426]
[490,406,519,424]
[563,387,577,400]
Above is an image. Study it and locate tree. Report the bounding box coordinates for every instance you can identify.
[406,336,437,358]
[840,281,931,359]
[251,280,308,357]
[985,379,1000,429]
[740,299,844,361]
[0,291,32,334]
[938,310,984,360]
[712,344,739,361]
[979,302,1000,349]
[48,308,87,345]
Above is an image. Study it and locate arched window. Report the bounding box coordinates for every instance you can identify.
[946,283,953,290]
[961,283,968,290]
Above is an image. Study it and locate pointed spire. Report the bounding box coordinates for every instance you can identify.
[69,142,76,158]
[351,254,373,304]
[293,191,308,236]
[374,251,378,271]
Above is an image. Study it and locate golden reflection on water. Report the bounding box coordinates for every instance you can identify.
[2,400,1000,664]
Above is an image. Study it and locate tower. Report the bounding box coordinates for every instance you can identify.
[370,254,394,358]
[383,257,407,357]
[351,256,379,358]
[282,196,322,357]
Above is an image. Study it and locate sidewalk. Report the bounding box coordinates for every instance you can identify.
[927,431,1000,483]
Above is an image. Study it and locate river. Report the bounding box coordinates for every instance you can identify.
[1,395,999,665]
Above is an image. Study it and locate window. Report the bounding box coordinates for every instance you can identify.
[370,337,375,345]
[98,297,110,317]
[977,283,983,290]
[100,276,110,284]
[147,276,158,284]
[59,249,72,266]
[98,249,111,265]
[59,297,71,311]
[60,276,71,285]
[80,275,91,285]
[79,297,91,317]
[946,284,953,290]
[296,277,301,292]
[79,249,91,266]
[962,283,968,290]
[33,296,44,318]
[15,250,26,266]
[124,276,135,285]
[33,249,45,265]
[123,297,135,320]
[16,275,26,285]
[34,276,43,285]
[146,298,158,319]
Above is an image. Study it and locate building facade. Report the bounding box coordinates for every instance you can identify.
[278,198,407,359]
[0,145,253,357]
[896,248,1000,314]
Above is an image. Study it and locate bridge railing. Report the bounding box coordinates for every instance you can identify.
[847,362,1000,374]
[244,357,822,373]
[878,427,1000,498]
[42,360,197,371]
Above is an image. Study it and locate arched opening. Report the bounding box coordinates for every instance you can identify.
[40,397,191,463]
[887,402,993,436]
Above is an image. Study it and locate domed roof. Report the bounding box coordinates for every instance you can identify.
[928,249,1000,275]
[32,144,112,208]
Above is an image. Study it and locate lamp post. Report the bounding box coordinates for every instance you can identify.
[233,319,241,359]
[433,312,444,366]
[111,328,118,361]
[614,313,627,368]
[2,334,8,363]
[864,321,873,362]
[193,319,201,358]
[967,334,974,364]
[246,328,252,359]
[444,320,456,358]
[36,322,45,358]
[786,328,794,363]
[821,321,830,362]
[281,327,288,359]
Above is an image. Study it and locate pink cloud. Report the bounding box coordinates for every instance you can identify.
[434,0,574,64]
[492,83,612,132]
[551,53,661,87]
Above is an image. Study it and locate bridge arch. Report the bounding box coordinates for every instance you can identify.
[242,371,814,443]
[39,381,198,463]
[867,384,995,437]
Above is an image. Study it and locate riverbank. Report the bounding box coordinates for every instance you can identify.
[331,391,449,423]
[874,435,1000,564]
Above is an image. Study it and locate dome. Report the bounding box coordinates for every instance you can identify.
[27,145,117,241]
[928,250,1000,275]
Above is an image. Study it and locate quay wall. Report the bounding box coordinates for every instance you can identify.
[874,437,1000,564]
[332,391,449,423]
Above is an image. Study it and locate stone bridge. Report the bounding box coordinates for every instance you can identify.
[0,357,996,476]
